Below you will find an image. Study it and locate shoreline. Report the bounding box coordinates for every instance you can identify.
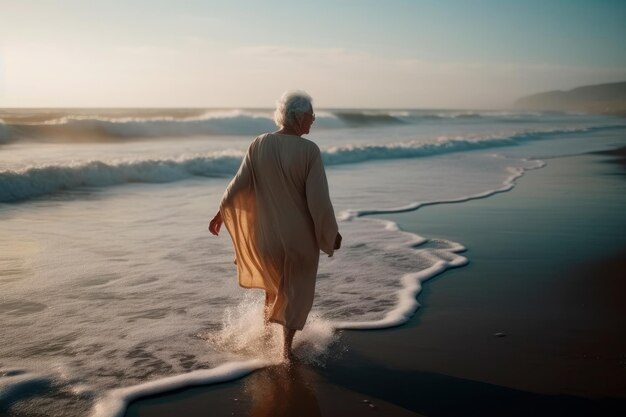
[124,148,626,417]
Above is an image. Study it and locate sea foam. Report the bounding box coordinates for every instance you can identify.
[90,360,270,417]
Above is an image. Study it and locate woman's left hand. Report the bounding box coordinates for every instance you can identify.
[208,211,223,236]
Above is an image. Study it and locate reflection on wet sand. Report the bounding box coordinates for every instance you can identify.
[244,363,321,417]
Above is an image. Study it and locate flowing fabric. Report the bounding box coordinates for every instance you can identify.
[220,133,339,330]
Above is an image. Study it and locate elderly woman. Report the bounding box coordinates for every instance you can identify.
[209,91,341,361]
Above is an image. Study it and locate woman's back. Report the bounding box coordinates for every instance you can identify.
[251,133,319,236]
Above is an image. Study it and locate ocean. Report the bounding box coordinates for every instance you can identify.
[1,108,625,417]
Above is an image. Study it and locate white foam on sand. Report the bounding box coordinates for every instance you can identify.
[333,231,468,330]
[339,158,545,221]
[90,360,270,417]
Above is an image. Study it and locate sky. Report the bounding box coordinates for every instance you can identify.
[1,0,625,109]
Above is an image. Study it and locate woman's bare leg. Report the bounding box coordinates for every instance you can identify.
[262,293,276,344]
[263,292,275,325]
[283,327,297,361]
[263,293,298,360]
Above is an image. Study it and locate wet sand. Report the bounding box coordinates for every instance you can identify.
[125,149,626,417]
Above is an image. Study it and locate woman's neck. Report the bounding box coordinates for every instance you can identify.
[275,127,301,136]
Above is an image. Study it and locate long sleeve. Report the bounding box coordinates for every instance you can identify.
[218,140,267,290]
[220,144,254,212]
[305,148,339,257]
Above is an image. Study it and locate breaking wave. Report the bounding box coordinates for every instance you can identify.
[0,125,609,202]
[0,109,572,144]
[0,111,280,143]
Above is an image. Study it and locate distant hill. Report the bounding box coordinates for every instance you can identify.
[514,81,626,115]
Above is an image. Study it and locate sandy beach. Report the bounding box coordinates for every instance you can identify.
[123,149,626,417]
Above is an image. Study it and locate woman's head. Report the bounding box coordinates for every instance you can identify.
[274,90,315,133]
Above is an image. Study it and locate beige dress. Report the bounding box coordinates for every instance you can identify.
[220,133,339,330]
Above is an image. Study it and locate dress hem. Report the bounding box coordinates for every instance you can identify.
[269,317,304,331]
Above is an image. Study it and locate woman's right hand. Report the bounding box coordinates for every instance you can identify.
[334,232,342,250]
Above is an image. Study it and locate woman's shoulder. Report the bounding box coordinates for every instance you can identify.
[259,133,320,152]
[248,133,272,149]
[254,132,273,142]
[291,137,321,160]
[298,136,318,147]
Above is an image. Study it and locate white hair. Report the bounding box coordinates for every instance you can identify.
[273,90,313,128]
